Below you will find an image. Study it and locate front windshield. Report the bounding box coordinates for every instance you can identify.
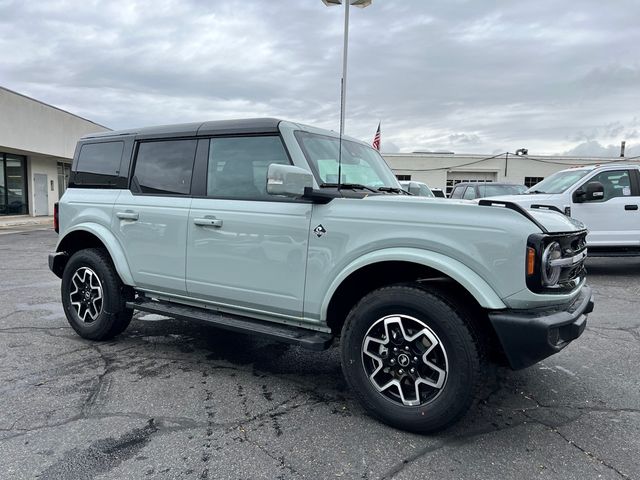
[526,169,591,194]
[295,131,399,188]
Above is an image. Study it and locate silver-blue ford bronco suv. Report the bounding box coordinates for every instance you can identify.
[49,118,594,433]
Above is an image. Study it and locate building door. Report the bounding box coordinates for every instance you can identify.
[33,173,49,216]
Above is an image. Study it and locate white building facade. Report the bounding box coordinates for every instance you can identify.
[383,152,639,196]
[0,87,109,217]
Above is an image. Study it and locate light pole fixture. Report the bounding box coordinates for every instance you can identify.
[322,0,372,136]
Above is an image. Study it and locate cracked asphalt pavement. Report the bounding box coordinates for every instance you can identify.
[0,227,638,479]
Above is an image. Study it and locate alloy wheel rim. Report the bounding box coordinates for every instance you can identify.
[69,267,103,323]
[361,314,448,407]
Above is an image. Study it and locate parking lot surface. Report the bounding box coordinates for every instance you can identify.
[0,228,638,480]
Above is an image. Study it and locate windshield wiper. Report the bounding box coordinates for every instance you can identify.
[377,186,412,195]
[320,183,378,193]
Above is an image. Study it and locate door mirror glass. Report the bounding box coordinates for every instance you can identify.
[266,164,313,198]
[584,181,605,202]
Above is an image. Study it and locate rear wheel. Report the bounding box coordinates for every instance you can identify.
[61,248,133,340]
[340,284,484,433]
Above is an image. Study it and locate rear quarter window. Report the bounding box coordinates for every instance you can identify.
[76,142,124,176]
[71,141,125,187]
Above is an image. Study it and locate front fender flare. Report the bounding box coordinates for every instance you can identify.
[320,247,506,321]
[58,223,135,286]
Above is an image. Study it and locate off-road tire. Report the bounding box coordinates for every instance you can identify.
[340,283,484,433]
[61,248,133,340]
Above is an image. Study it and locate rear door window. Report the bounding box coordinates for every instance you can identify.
[133,140,197,195]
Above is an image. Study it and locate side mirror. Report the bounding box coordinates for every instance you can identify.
[584,181,605,202]
[266,164,313,198]
[573,188,585,203]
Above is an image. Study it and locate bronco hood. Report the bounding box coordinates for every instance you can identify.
[526,208,585,233]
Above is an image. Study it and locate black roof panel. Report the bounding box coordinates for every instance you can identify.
[82,118,282,140]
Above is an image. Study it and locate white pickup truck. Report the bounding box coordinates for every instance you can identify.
[488,164,640,256]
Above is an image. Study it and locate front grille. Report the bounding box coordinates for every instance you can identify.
[526,230,588,293]
[555,231,588,286]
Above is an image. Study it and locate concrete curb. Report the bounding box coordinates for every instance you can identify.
[0,216,54,229]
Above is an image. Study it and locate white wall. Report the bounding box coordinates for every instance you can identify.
[0,87,108,159]
[1,87,109,216]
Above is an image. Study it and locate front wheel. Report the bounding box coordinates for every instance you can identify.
[340,284,484,433]
[61,248,133,340]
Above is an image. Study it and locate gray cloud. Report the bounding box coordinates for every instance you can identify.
[1,0,639,156]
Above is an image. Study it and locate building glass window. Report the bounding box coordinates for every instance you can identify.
[0,153,28,216]
[57,162,71,197]
[396,174,411,181]
[524,176,544,188]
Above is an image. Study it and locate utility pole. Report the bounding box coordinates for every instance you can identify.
[620,140,626,157]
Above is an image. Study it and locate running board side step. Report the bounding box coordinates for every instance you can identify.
[126,298,334,351]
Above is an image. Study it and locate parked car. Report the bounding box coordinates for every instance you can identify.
[449,182,527,200]
[399,180,435,197]
[487,164,640,256]
[49,118,593,433]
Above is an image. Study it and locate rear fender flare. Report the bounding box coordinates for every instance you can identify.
[58,223,135,286]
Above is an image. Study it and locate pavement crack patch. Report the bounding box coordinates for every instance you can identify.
[520,393,632,480]
[82,345,115,416]
[239,426,299,477]
[38,418,158,479]
[379,441,447,479]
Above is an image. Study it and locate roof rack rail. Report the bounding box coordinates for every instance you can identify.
[530,204,564,214]
[478,199,548,233]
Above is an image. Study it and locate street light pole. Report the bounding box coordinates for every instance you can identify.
[340,1,350,137]
[322,0,372,137]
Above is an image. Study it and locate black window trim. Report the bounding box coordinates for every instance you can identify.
[631,168,640,196]
[127,132,305,202]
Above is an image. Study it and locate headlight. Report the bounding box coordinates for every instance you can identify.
[541,241,562,286]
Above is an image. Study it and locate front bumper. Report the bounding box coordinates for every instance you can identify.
[488,285,594,370]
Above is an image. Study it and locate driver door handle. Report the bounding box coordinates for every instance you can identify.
[116,211,139,220]
[194,217,223,228]
[625,205,638,211]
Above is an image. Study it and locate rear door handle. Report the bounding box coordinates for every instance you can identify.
[625,205,638,211]
[116,211,139,220]
[193,217,223,228]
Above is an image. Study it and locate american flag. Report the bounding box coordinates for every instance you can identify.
[372,122,381,151]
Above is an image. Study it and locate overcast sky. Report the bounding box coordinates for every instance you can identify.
[1,0,639,156]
